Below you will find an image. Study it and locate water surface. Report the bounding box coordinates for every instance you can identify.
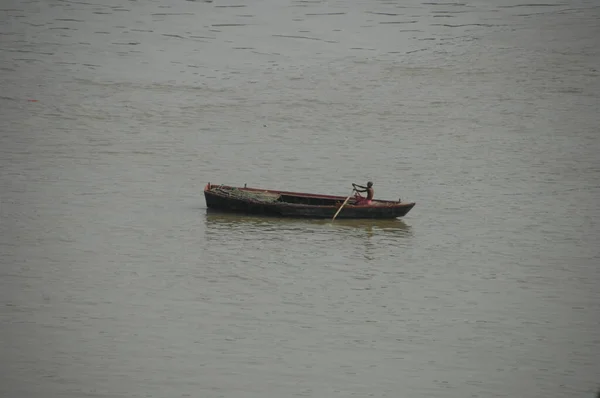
[1,0,599,397]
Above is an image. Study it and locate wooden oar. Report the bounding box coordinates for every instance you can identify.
[332,190,354,221]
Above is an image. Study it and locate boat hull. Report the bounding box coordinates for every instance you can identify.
[204,184,415,219]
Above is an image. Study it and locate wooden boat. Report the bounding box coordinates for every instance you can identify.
[204,183,416,219]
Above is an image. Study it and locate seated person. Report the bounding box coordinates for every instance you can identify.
[352,181,374,205]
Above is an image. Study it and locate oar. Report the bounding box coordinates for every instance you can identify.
[332,189,354,221]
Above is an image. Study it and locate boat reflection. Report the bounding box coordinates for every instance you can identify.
[204,208,413,236]
[204,209,413,263]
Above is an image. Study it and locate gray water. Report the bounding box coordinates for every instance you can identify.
[1,0,599,397]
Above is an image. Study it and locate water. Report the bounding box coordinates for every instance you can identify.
[1,0,599,397]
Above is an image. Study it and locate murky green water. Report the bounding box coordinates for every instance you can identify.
[1,0,599,397]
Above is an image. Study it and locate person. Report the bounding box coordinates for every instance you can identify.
[352,181,374,205]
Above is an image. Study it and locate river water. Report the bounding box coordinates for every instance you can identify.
[1,0,599,397]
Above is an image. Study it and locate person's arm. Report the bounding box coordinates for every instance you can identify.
[352,183,367,191]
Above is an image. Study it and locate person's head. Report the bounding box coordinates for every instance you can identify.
[367,181,373,188]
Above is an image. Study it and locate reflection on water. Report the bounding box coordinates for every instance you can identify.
[204,208,413,236]
[204,209,413,263]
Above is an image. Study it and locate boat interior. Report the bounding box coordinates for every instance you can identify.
[207,185,399,207]
[276,194,349,206]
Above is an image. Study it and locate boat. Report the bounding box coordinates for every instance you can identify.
[204,183,416,219]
